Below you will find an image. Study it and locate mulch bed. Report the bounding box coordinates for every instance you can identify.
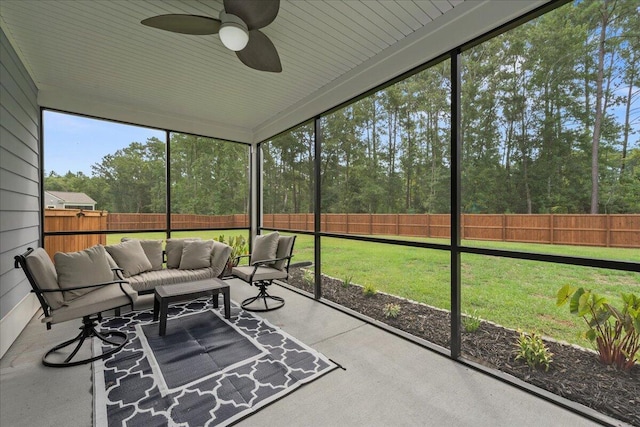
[288,268,640,426]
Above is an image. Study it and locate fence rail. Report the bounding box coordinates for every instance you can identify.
[45,210,639,258]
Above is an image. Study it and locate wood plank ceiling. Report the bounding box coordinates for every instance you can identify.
[0,0,548,143]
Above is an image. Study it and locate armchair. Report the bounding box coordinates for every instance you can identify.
[14,247,138,367]
[232,233,295,312]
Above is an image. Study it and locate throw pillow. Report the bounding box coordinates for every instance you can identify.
[105,239,153,278]
[121,238,163,270]
[54,245,114,301]
[179,240,214,269]
[251,232,280,265]
[165,238,201,269]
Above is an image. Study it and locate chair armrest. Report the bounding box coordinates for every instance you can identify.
[31,279,130,294]
[234,254,252,265]
[32,279,135,309]
[251,255,292,267]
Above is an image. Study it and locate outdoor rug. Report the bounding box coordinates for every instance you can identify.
[93,298,337,426]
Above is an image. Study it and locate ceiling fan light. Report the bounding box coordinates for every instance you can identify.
[219,12,249,51]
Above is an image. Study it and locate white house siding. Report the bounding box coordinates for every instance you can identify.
[0,27,41,358]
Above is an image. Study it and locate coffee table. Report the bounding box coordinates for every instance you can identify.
[153,278,230,336]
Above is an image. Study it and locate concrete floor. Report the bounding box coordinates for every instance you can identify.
[1,279,610,426]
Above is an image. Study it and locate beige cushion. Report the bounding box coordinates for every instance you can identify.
[210,241,232,278]
[121,238,163,270]
[179,240,214,269]
[25,248,64,310]
[105,240,152,278]
[232,265,288,282]
[251,232,279,265]
[54,245,114,301]
[273,236,295,271]
[125,268,217,293]
[165,238,201,269]
[46,281,137,324]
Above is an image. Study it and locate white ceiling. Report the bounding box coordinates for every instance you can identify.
[0,0,548,144]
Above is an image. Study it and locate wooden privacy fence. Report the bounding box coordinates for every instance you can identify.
[45,210,639,252]
[263,213,640,248]
[44,211,249,257]
[105,213,249,230]
[44,209,107,259]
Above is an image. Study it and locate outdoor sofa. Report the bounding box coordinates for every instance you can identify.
[104,237,232,294]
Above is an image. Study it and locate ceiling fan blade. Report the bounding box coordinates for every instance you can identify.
[236,30,282,72]
[224,0,280,30]
[141,14,221,35]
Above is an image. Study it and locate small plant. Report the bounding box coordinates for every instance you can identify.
[342,275,353,288]
[514,332,553,371]
[302,268,314,285]
[557,285,640,371]
[383,303,401,319]
[362,283,377,297]
[462,310,481,333]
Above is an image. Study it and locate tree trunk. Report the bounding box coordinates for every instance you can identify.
[590,1,610,214]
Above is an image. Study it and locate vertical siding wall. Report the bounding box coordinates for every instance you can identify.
[0,27,41,358]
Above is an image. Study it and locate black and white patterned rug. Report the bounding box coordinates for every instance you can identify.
[93,298,337,426]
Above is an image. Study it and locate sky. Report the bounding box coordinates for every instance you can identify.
[43,111,165,176]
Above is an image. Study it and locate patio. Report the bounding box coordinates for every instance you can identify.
[1,279,602,427]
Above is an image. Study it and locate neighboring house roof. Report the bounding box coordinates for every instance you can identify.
[45,191,96,205]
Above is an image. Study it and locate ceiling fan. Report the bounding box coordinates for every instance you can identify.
[141,0,282,73]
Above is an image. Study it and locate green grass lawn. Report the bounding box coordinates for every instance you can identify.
[286,233,639,347]
[107,231,639,348]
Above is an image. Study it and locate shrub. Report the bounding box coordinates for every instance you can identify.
[462,310,481,333]
[514,332,553,371]
[362,283,377,297]
[557,285,640,371]
[383,303,401,318]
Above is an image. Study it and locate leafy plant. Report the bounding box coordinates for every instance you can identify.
[216,234,248,262]
[383,303,401,318]
[362,283,377,297]
[462,310,481,333]
[557,285,640,371]
[342,275,353,288]
[514,332,553,371]
[302,269,314,285]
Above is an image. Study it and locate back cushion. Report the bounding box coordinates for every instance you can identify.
[54,245,114,301]
[273,236,295,271]
[251,232,280,265]
[25,248,64,310]
[165,238,201,269]
[121,238,163,270]
[105,240,153,278]
[179,240,214,269]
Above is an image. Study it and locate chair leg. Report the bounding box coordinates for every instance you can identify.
[42,314,128,368]
[241,281,285,312]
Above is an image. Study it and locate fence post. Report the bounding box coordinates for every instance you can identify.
[396,213,400,236]
[346,213,349,234]
[549,214,554,244]
[502,214,506,242]
[369,213,373,235]
[606,214,611,247]
[426,214,430,238]
[460,214,464,240]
